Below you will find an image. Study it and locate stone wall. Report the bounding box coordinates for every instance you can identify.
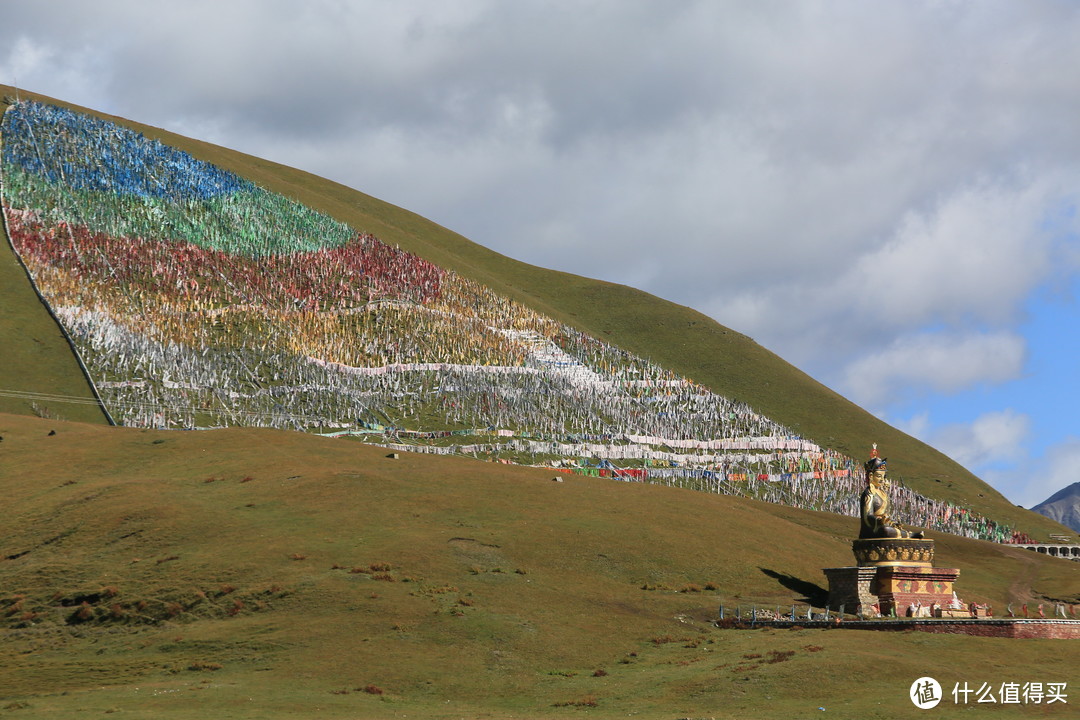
[719,618,1080,639]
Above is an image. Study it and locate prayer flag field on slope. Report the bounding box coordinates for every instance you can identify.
[0,100,1012,542]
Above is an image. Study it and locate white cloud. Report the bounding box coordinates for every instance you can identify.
[0,36,108,110]
[930,409,1031,470]
[843,331,1026,408]
[845,177,1059,329]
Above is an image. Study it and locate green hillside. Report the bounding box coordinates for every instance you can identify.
[0,413,1076,719]
[0,84,1068,540]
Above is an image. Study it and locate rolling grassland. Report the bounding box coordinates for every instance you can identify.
[0,414,1076,718]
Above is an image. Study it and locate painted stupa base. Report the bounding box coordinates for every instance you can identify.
[852,537,935,567]
[874,565,961,617]
[823,565,961,617]
[826,538,962,617]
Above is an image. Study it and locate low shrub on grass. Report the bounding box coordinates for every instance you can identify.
[553,696,598,708]
[188,661,222,671]
[765,649,796,664]
[70,602,93,623]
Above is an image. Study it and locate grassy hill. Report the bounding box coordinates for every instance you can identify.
[0,84,1068,541]
[0,86,1077,717]
[0,413,1077,719]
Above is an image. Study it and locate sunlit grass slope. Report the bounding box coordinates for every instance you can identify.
[0,413,1076,719]
[0,83,1069,541]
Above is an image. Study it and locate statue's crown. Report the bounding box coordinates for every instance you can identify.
[864,456,887,474]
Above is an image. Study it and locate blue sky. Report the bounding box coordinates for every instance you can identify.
[2,0,1079,507]
[896,279,1080,506]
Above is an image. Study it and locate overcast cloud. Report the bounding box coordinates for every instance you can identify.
[3,0,1080,506]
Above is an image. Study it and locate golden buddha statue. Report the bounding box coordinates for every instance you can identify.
[858,445,923,540]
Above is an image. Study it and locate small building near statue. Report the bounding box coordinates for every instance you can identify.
[824,445,967,618]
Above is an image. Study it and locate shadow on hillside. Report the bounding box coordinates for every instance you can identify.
[758,567,828,606]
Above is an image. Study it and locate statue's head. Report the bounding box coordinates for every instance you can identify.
[865,456,888,487]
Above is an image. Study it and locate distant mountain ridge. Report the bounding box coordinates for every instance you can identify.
[0,85,1073,541]
[1033,481,1080,533]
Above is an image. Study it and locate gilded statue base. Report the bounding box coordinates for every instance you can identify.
[852,537,935,567]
